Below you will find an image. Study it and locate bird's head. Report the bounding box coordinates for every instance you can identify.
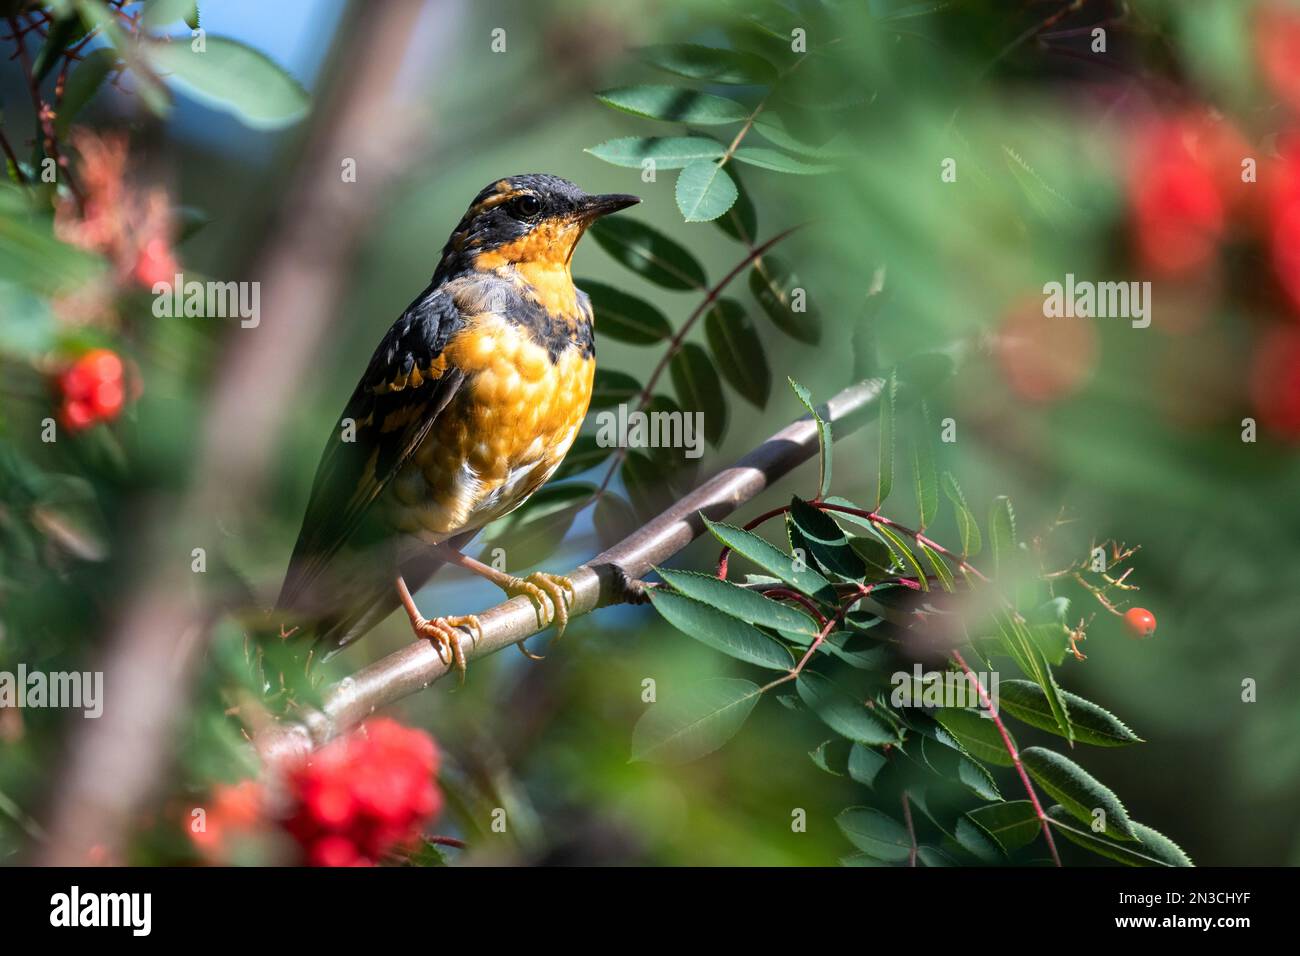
[438,174,639,281]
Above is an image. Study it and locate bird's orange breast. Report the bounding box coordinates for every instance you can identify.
[386,311,594,538]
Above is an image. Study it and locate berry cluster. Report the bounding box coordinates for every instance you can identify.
[55,348,130,431]
[282,718,442,867]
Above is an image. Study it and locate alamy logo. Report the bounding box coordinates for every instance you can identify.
[0,664,102,718]
[889,663,1000,716]
[50,886,151,936]
[151,272,261,328]
[594,403,704,459]
[1042,273,1151,328]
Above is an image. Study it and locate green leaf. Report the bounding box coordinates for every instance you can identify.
[656,567,818,637]
[54,48,118,136]
[148,36,309,128]
[749,257,821,344]
[76,0,169,117]
[552,434,607,481]
[848,744,887,787]
[1048,807,1193,867]
[989,496,1016,580]
[585,135,724,169]
[1021,747,1136,841]
[941,473,981,558]
[590,368,641,409]
[593,492,637,548]
[589,217,707,290]
[836,807,912,862]
[954,816,1004,862]
[716,169,757,244]
[580,280,672,344]
[968,801,1041,853]
[648,590,793,670]
[731,146,835,175]
[675,160,738,222]
[143,0,197,29]
[934,708,1014,767]
[787,378,832,499]
[918,541,955,592]
[874,523,927,591]
[910,402,939,530]
[751,112,848,158]
[920,736,1001,802]
[638,43,777,84]
[876,370,897,508]
[705,299,770,407]
[998,680,1142,747]
[997,611,1072,742]
[630,678,762,764]
[704,517,836,603]
[796,672,899,745]
[809,737,853,775]
[669,342,726,446]
[622,450,672,519]
[596,85,749,125]
[788,497,865,579]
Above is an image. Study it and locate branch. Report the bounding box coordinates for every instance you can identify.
[254,377,888,767]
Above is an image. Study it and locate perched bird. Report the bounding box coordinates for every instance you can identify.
[276,174,640,677]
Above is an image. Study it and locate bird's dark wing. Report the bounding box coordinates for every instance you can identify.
[277,284,466,613]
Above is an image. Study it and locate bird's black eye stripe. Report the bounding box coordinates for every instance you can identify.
[509,194,542,219]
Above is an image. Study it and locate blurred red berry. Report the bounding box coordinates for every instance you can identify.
[188,780,266,860]
[283,718,441,866]
[132,236,179,289]
[55,347,131,431]
[994,298,1097,404]
[1257,3,1300,115]
[1129,115,1233,278]
[1249,324,1300,439]
[1123,607,1157,639]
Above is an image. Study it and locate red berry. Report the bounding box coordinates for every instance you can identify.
[1124,607,1157,639]
[55,348,130,431]
[1257,3,1300,115]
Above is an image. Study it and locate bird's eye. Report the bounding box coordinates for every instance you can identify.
[510,194,542,219]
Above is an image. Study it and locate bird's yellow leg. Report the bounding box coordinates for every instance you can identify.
[434,547,576,643]
[395,575,481,682]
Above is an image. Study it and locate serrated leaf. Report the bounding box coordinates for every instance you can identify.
[836,807,912,862]
[589,216,707,290]
[934,708,1014,767]
[998,680,1142,747]
[580,280,672,344]
[918,541,955,592]
[997,611,1072,742]
[911,402,939,530]
[749,257,820,344]
[704,516,836,603]
[920,736,1001,802]
[630,678,762,763]
[797,672,899,745]
[705,298,769,407]
[596,85,749,124]
[751,112,848,158]
[585,135,724,169]
[732,146,835,175]
[675,160,738,222]
[638,43,777,84]
[874,523,927,591]
[788,378,832,499]
[809,737,853,775]
[669,342,726,446]
[876,370,897,508]
[1047,807,1193,867]
[788,497,865,579]
[941,473,981,558]
[954,815,1004,862]
[649,590,793,670]
[968,801,1041,853]
[655,568,818,637]
[1021,747,1135,841]
[590,368,641,409]
[148,37,309,128]
[143,0,197,29]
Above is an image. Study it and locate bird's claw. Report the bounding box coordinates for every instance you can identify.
[415,614,482,682]
[506,572,576,640]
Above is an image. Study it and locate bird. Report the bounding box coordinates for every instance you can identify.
[275,174,640,679]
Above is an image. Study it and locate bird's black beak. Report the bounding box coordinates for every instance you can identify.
[580,193,641,220]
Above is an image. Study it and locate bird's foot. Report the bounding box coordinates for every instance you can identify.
[503,572,576,648]
[414,614,482,682]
